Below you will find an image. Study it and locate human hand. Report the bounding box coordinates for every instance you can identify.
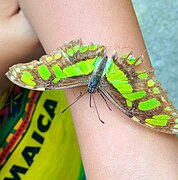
[0,0,44,94]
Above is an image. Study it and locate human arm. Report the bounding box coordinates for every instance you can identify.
[0,0,44,94]
[18,0,178,179]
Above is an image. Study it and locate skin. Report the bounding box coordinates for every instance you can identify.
[3,0,178,179]
[0,0,44,95]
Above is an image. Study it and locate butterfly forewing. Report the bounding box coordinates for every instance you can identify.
[100,53,178,134]
[6,40,106,91]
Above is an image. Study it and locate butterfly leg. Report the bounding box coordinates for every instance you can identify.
[76,89,87,99]
[91,93,105,124]
[97,88,112,111]
[90,93,92,108]
[89,93,95,108]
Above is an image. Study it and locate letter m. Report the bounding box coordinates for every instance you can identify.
[4,165,28,180]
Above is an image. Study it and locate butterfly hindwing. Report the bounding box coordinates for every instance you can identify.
[6,40,106,90]
[100,53,178,134]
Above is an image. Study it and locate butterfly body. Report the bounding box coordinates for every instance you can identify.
[6,40,178,134]
[87,55,108,93]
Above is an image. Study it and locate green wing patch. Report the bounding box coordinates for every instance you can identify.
[100,53,178,134]
[6,39,106,90]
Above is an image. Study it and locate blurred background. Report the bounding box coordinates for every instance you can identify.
[132,0,178,108]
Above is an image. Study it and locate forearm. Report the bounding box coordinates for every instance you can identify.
[0,1,44,94]
[0,29,41,94]
[18,0,178,179]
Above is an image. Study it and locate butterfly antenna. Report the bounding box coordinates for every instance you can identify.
[97,89,112,111]
[91,94,105,124]
[62,90,88,113]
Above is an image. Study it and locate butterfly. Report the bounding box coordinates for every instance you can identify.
[5,39,178,134]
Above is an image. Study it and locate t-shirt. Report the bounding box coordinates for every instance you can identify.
[0,85,85,180]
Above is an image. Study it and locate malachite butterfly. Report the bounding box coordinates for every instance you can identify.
[6,39,178,134]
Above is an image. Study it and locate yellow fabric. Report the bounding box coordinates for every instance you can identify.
[0,86,85,179]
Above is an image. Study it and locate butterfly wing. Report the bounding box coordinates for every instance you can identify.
[6,40,106,91]
[100,53,178,134]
